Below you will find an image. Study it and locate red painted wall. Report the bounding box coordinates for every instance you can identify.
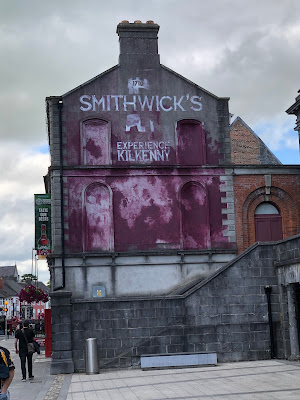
[59,67,234,254]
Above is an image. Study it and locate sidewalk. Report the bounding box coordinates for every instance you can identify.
[66,359,300,400]
[0,336,70,400]
[2,335,300,400]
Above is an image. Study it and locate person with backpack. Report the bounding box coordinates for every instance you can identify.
[14,320,35,381]
[0,346,15,400]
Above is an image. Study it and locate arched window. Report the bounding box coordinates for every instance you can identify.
[255,202,282,242]
[180,182,210,249]
[81,119,110,165]
[176,120,206,165]
[83,183,113,251]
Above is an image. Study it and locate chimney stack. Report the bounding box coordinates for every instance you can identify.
[116,20,160,67]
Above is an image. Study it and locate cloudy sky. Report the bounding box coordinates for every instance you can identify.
[0,0,299,284]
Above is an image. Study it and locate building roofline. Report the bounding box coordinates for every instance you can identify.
[230,116,282,165]
[161,64,230,101]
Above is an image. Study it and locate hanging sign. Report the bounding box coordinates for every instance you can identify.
[34,194,51,259]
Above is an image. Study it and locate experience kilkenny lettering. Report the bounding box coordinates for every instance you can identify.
[117,141,171,162]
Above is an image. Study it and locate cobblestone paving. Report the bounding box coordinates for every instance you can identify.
[43,374,66,400]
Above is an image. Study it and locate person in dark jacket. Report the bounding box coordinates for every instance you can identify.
[14,320,35,381]
[0,346,15,400]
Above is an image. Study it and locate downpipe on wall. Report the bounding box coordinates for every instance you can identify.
[264,285,276,359]
[54,98,66,291]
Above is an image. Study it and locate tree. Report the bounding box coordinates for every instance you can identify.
[21,274,37,282]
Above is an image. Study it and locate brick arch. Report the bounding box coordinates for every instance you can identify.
[241,186,298,251]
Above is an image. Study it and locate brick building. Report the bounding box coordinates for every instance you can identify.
[45,21,300,373]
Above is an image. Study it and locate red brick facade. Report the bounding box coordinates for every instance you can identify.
[234,173,300,253]
[231,119,260,165]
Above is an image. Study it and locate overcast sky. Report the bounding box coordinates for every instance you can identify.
[0,0,299,284]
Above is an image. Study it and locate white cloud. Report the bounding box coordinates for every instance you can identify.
[0,0,300,282]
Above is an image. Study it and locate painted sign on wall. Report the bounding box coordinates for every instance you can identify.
[77,77,203,165]
[34,194,51,259]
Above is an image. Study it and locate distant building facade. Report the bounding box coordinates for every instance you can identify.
[45,21,300,373]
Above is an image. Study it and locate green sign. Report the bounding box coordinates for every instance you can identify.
[34,194,51,258]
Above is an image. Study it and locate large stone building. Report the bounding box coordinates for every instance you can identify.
[45,21,300,373]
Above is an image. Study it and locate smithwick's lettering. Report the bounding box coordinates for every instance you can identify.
[79,94,202,112]
[117,141,171,162]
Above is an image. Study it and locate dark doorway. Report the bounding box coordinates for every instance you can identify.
[294,284,300,352]
[255,202,283,242]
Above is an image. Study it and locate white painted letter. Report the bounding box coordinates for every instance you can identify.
[159,96,173,112]
[191,96,203,111]
[80,95,92,111]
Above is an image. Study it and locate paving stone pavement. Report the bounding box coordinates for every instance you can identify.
[0,337,71,400]
[67,360,300,400]
[2,336,300,399]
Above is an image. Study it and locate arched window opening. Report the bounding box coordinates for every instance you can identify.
[176,120,206,166]
[84,183,113,251]
[181,182,210,249]
[255,202,282,242]
[255,203,279,215]
[81,119,110,165]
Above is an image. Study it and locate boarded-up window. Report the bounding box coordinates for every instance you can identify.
[255,202,283,242]
[84,184,113,251]
[177,120,206,165]
[82,119,110,165]
[181,182,210,249]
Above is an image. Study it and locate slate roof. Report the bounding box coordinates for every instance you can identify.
[0,265,18,280]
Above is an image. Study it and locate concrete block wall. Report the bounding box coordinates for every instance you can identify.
[184,245,284,361]
[50,241,294,373]
[70,298,185,370]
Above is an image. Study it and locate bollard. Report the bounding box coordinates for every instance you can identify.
[85,338,99,374]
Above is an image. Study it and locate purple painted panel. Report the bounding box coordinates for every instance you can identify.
[84,184,113,251]
[82,119,110,165]
[64,169,234,253]
[181,182,210,249]
[113,176,180,251]
[177,120,206,165]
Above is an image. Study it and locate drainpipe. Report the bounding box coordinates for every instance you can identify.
[264,286,275,358]
[54,99,65,290]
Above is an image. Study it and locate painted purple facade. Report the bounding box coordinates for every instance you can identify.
[50,22,235,256]
[46,21,237,301]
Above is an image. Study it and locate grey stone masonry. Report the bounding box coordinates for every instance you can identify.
[220,171,236,243]
[46,97,61,168]
[49,239,300,373]
[50,291,74,375]
[217,99,232,165]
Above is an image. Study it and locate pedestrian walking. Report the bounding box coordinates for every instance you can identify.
[14,320,35,381]
[0,346,15,400]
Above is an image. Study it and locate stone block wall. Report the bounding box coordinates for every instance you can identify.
[184,245,284,361]
[50,241,294,373]
[70,298,185,370]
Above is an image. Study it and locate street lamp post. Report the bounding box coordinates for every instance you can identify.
[4,301,8,339]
